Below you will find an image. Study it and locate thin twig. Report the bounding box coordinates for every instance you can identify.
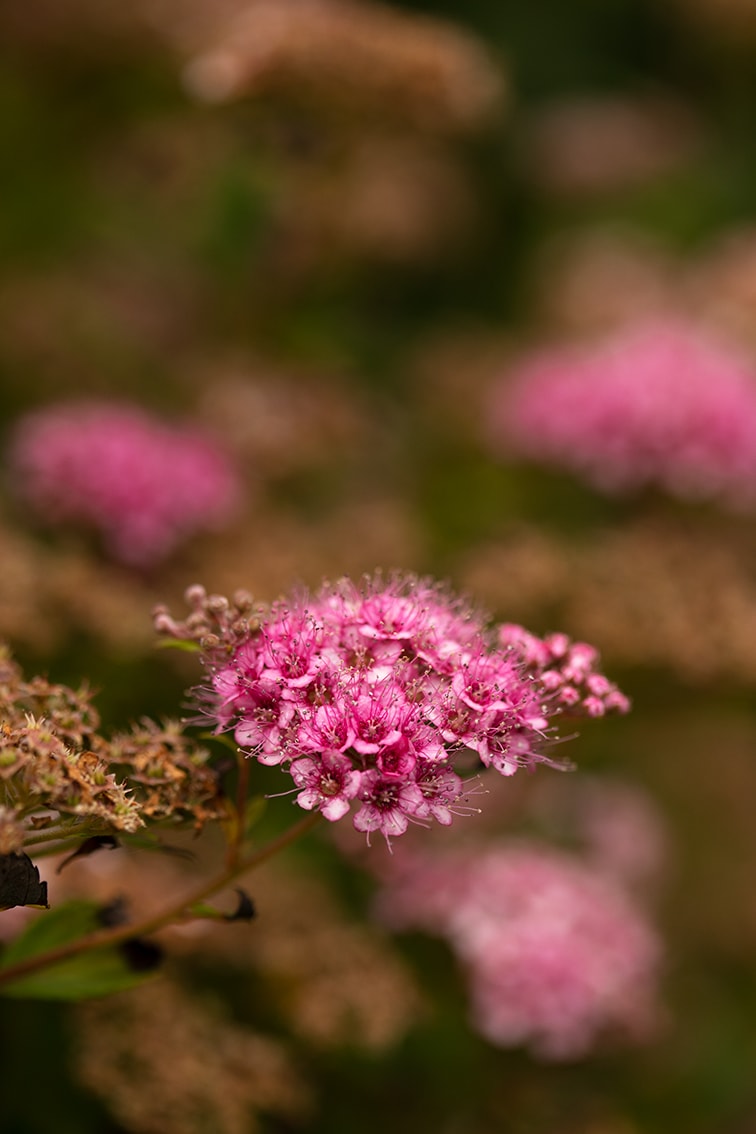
[0,811,322,989]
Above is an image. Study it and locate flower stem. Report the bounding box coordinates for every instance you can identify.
[225,752,251,871]
[0,811,322,989]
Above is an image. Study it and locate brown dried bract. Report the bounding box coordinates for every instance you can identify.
[0,645,228,854]
[105,718,229,829]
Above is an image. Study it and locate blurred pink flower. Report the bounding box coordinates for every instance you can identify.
[8,400,242,566]
[572,777,669,889]
[489,318,756,507]
[378,841,662,1059]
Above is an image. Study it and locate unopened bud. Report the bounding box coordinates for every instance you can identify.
[184,584,207,607]
[206,594,230,615]
[233,589,254,613]
[153,611,180,636]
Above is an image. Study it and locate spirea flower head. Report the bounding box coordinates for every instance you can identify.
[154,574,629,845]
[8,400,242,566]
[376,842,662,1058]
[489,318,756,507]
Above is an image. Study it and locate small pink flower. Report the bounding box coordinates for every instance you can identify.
[413,763,469,826]
[375,735,418,781]
[232,681,294,763]
[9,400,242,566]
[259,608,325,692]
[350,683,414,756]
[452,651,525,714]
[357,589,432,641]
[295,702,356,755]
[353,772,426,842]
[290,751,362,821]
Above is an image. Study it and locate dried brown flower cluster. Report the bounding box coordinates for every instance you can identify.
[175,0,505,133]
[664,0,756,47]
[163,861,425,1052]
[522,94,702,198]
[194,361,366,475]
[240,862,425,1050]
[529,228,679,338]
[459,520,756,684]
[529,224,756,360]
[683,227,756,353]
[0,648,142,846]
[0,646,227,859]
[74,978,312,1134]
[0,508,157,655]
[172,496,423,608]
[146,0,503,268]
[0,0,149,55]
[409,325,516,438]
[0,260,199,396]
[106,719,229,829]
[263,133,476,269]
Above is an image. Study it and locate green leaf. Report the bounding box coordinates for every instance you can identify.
[198,731,239,754]
[0,900,159,1000]
[185,901,225,921]
[1,900,99,964]
[120,833,195,861]
[154,638,201,653]
[243,796,267,838]
[0,948,160,1000]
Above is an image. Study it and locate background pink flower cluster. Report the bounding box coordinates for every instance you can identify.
[376,841,662,1059]
[156,575,629,843]
[489,318,756,507]
[8,400,242,567]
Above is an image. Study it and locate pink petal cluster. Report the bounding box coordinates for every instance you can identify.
[155,575,629,844]
[377,842,662,1058]
[489,318,756,507]
[8,400,242,566]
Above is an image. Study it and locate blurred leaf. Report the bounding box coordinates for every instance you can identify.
[0,900,158,1000]
[56,836,119,874]
[1,901,98,963]
[121,833,196,861]
[243,796,268,839]
[0,948,160,1001]
[185,900,224,921]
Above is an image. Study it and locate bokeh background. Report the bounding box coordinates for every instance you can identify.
[4,1,756,1131]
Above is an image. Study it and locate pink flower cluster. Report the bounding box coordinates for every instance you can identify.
[377,842,662,1058]
[8,400,242,566]
[155,575,629,843]
[497,624,627,718]
[489,318,756,507]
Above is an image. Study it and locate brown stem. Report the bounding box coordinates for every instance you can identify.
[225,752,251,872]
[0,811,322,989]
